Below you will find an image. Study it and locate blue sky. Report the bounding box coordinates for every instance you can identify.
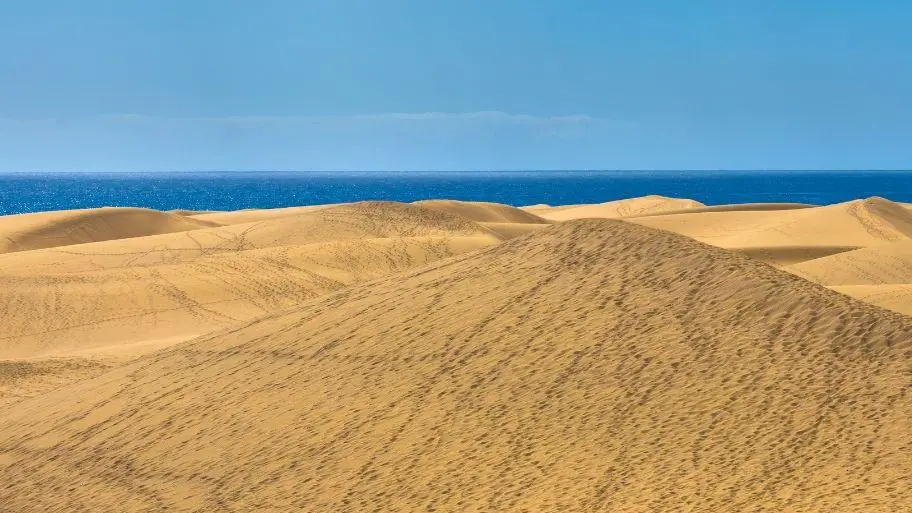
[1,0,910,171]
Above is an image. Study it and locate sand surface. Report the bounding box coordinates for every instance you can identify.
[0,197,910,511]
[189,204,341,225]
[0,202,508,361]
[632,202,816,217]
[829,284,912,316]
[524,194,705,220]
[783,239,912,315]
[417,200,550,224]
[628,197,912,265]
[0,207,216,254]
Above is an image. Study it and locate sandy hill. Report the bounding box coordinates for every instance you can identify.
[828,284,912,317]
[0,219,908,512]
[0,207,215,254]
[524,195,705,221]
[190,205,340,225]
[0,202,503,362]
[788,239,912,286]
[783,240,912,316]
[0,202,499,275]
[629,196,912,266]
[632,202,815,217]
[414,200,551,240]
[169,209,215,217]
[414,200,549,224]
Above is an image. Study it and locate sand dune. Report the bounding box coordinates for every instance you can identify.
[732,245,860,266]
[788,240,912,286]
[829,284,912,316]
[0,358,111,409]
[0,202,495,275]
[0,219,908,511]
[415,200,550,224]
[782,240,912,316]
[190,204,340,225]
[525,195,705,220]
[629,197,912,265]
[169,209,215,217]
[0,207,216,254]
[413,201,550,240]
[632,202,815,217]
[477,221,550,239]
[0,202,502,361]
[0,236,498,360]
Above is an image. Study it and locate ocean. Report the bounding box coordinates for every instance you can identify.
[0,170,910,215]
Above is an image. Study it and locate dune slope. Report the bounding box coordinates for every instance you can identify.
[784,240,912,317]
[190,205,340,225]
[412,200,550,240]
[0,219,908,512]
[630,197,912,265]
[0,202,494,275]
[829,284,912,317]
[0,202,502,360]
[415,200,550,224]
[632,202,815,217]
[525,195,705,221]
[788,239,912,286]
[0,207,216,254]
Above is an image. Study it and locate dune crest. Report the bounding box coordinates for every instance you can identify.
[168,209,215,217]
[414,200,550,224]
[0,219,908,511]
[828,284,912,316]
[525,195,705,220]
[0,207,216,254]
[413,200,551,240]
[632,202,816,217]
[0,202,504,362]
[0,202,492,275]
[788,239,912,286]
[630,196,912,265]
[783,239,912,316]
[190,204,341,225]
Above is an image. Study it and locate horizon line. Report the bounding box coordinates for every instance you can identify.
[1,169,911,174]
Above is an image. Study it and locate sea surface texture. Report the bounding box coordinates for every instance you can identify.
[0,170,910,215]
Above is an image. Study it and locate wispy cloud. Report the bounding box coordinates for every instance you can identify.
[85,111,621,126]
[347,111,607,124]
[0,111,637,171]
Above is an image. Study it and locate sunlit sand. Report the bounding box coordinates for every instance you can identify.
[0,196,909,511]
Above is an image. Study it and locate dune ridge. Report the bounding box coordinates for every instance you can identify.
[828,284,912,317]
[782,239,912,316]
[0,202,505,361]
[0,202,496,275]
[414,200,551,240]
[169,209,215,217]
[0,219,909,511]
[631,202,816,217]
[788,239,912,286]
[629,196,912,265]
[415,200,550,224]
[524,195,705,220]
[189,204,341,225]
[0,207,216,254]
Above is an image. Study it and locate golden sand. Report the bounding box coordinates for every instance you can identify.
[524,194,705,220]
[0,197,909,511]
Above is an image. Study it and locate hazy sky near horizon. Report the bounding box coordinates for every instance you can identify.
[1,0,911,171]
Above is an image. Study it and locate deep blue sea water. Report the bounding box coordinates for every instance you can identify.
[0,171,910,215]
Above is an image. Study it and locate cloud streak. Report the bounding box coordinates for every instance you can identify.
[0,111,638,172]
[83,111,621,126]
